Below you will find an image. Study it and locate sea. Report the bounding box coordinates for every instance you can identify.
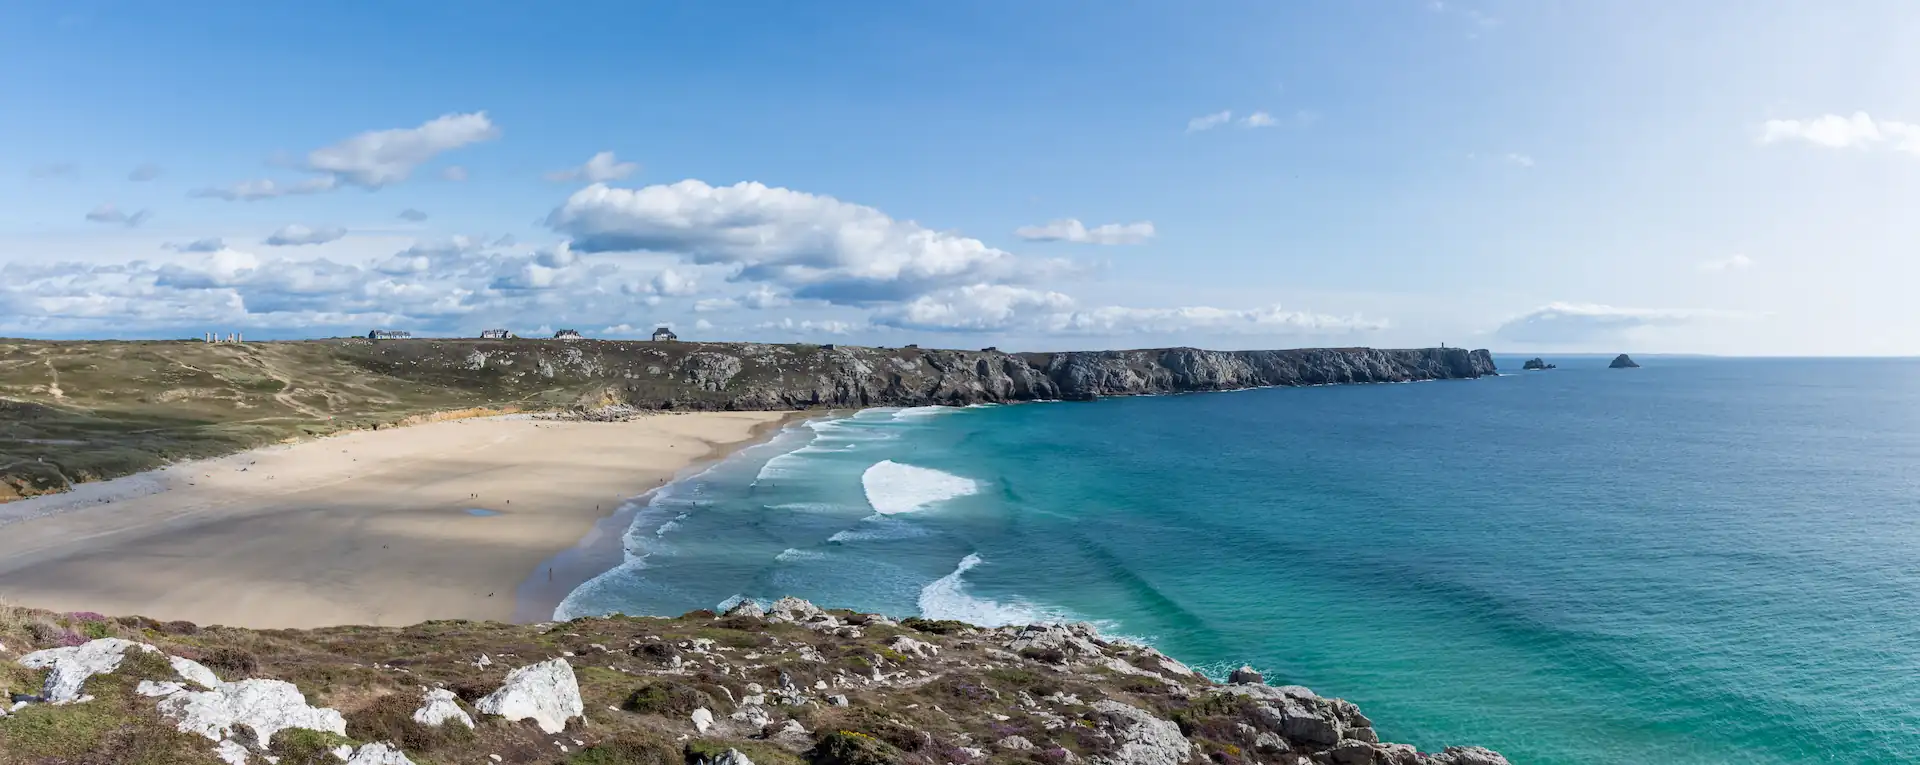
[555,356,1920,764]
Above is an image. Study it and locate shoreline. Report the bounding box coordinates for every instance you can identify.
[0,410,796,629]
[510,409,824,623]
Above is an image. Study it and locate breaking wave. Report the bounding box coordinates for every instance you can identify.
[860,460,979,515]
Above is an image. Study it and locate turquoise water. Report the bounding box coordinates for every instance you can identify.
[558,357,1920,763]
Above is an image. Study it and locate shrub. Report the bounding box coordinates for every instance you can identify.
[900,617,970,635]
[1020,646,1069,665]
[565,731,680,764]
[809,730,902,765]
[622,681,716,717]
[201,646,260,676]
[343,692,473,753]
[270,728,357,765]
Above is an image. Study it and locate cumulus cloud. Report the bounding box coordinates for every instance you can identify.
[875,285,1076,332]
[194,112,499,201]
[128,163,163,182]
[398,208,430,222]
[264,224,347,247]
[547,180,1072,305]
[1698,254,1753,272]
[1186,111,1234,133]
[1014,218,1155,245]
[1493,302,1751,344]
[85,204,151,227]
[1760,112,1920,153]
[693,297,739,312]
[440,165,470,182]
[1242,111,1277,128]
[545,151,639,183]
[756,317,857,335]
[741,283,791,309]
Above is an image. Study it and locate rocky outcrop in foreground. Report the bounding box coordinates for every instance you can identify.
[0,599,1508,765]
[342,341,1499,411]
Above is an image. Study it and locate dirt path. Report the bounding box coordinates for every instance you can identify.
[241,350,330,420]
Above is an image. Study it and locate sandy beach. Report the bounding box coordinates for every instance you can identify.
[0,411,791,629]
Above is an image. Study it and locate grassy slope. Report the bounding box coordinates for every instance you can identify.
[0,603,1309,765]
[0,340,577,500]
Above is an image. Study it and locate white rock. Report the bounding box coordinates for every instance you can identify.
[474,659,583,735]
[156,678,347,746]
[998,735,1037,751]
[18,638,159,703]
[699,749,755,765]
[332,744,356,759]
[489,756,503,762]
[137,680,188,698]
[828,694,849,707]
[691,707,715,733]
[342,742,417,765]
[412,688,474,729]
[212,738,252,765]
[1088,700,1191,765]
[888,635,940,658]
[171,656,223,689]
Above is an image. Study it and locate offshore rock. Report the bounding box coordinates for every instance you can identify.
[1521,357,1556,370]
[1609,353,1640,369]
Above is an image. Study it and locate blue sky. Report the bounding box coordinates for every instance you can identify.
[2,1,1913,354]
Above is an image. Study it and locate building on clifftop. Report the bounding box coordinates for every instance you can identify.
[553,329,582,340]
[368,329,410,340]
[651,326,677,342]
[479,329,513,339]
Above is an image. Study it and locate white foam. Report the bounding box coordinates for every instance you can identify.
[654,520,681,536]
[860,460,979,515]
[916,554,1054,627]
[767,502,841,513]
[892,406,956,421]
[775,547,827,563]
[826,517,931,543]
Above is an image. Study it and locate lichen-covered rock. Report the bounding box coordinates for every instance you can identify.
[475,659,583,734]
[412,687,475,728]
[1431,746,1513,765]
[155,678,347,746]
[721,598,766,619]
[18,638,159,703]
[342,742,418,765]
[888,635,939,658]
[1087,700,1190,765]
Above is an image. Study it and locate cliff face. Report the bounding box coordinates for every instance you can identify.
[336,341,1497,411]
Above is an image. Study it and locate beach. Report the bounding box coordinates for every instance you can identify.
[0,411,791,629]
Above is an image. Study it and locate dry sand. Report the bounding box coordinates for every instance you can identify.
[0,411,792,629]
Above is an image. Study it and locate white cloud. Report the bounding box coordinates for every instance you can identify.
[1014,219,1156,245]
[546,151,639,184]
[128,163,163,182]
[264,224,347,247]
[440,165,470,182]
[547,179,1071,305]
[873,284,1380,336]
[1760,111,1920,153]
[1243,112,1277,128]
[693,297,739,312]
[194,112,498,201]
[756,317,856,335]
[1698,254,1754,273]
[166,238,227,253]
[742,283,791,309]
[307,112,499,187]
[1493,302,1753,344]
[1504,153,1535,167]
[650,268,698,296]
[1187,111,1234,133]
[190,176,338,201]
[398,208,430,222]
[85,204,151,227]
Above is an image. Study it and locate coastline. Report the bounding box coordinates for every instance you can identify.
[0,410,794,629]
[512,409,825,623]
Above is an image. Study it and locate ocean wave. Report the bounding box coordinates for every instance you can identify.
[917,553,1057,627]
[860,460,979,515]
[892,406,957,421]
[767,502,842,513]
[825,516,932,543]
[775,547,828,562]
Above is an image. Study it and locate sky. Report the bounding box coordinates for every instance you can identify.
[1,0,1915,355]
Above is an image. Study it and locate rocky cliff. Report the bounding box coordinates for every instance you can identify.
[336,341,1498,411]
[0,598,1511,765]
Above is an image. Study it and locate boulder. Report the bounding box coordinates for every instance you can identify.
[997,735,1036,751]
[155,678,347,746]
[412,687,475,728]
[18,638,160,703]
[692,707,714,734]
[1228,665,1264,685]
[692,749,755,765]
[888,635,940,659]
[1431,746,1512,765]
[1609,354,1640,369]
[721,598,766,619]
[475,659,583,734]
[342,742,418,765]
[1087,700,1191,765]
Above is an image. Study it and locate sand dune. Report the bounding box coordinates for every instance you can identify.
[0,411,790,628]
